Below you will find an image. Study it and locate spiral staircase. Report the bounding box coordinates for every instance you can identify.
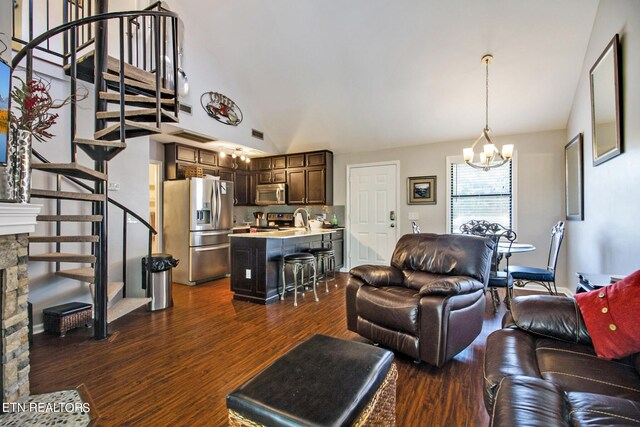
[12,2,179,339]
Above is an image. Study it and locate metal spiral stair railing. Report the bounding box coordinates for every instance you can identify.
[12,7,179,339]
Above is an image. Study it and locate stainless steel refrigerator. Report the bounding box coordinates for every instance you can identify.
[163,178,234,285]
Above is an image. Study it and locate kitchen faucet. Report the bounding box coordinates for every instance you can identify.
[293,208,311,231]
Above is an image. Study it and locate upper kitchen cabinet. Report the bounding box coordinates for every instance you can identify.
[176,145,198,163]
[285,150,333,205]
[257,169,287,185]
[257,158,272,171]
[272,156,286,169]
[165,143,214,179]
[306,152,326,167]
[287,154,305,168]
[198,150,217,167]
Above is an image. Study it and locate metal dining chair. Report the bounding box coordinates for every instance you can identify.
[507,221,565,295]
[459,220,516,311]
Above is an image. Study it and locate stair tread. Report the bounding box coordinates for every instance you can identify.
[31,189,105,202]
[74,138,127,161]
[30,252,96,263]
[102,73,174,96]
[68,50,157,86]
[108,298,151,323]
[32,163,107,181]
[29,235,99,243]
[99,92,175,105]
[37,215,103,222]
[94,120,161,141]
[56,267,95,283]
[96,108,178,123]
[74,138,127,148]
[90,281,124,303]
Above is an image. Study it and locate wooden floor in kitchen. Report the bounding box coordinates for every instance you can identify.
[29,275,534,426]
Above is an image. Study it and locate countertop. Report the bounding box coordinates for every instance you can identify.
[229,228,336,239]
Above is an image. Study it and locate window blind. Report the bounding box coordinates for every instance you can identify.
[449,161,512,233]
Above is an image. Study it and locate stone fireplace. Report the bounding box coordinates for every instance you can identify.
[0,203,41,406]
[1,233,30,404]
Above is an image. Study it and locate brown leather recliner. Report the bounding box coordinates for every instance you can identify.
[346,233,494,367]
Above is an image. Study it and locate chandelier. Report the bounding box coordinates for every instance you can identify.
[463,55,513,171]
[219,147,251,163]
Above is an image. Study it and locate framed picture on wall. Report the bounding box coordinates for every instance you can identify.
[590,34,623,166]
[408,176,437,205]
[0,58,10,165]
[565,133,583,221]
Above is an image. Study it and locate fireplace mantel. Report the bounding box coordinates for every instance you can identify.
[0,203,42,236]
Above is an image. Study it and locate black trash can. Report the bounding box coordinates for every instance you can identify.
[142,253,179,311]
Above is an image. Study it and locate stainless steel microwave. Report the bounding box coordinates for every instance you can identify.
[255,184,287,205]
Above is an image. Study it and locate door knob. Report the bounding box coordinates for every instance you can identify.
[390,223,395,228]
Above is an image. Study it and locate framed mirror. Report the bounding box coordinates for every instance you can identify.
[589,34,622,166]
[565,133,583,221]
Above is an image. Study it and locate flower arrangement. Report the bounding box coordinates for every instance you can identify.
[9,77,73,142]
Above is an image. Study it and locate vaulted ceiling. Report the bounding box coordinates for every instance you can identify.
[170,0,600,155]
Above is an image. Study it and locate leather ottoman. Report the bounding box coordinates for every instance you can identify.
[226,334,397,426]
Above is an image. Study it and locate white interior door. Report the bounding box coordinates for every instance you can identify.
[347,162,399,268]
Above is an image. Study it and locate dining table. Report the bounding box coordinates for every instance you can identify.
[496,242,536,270]
[497,242,536,255]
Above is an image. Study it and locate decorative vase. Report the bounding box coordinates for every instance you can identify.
[13,129,33,203]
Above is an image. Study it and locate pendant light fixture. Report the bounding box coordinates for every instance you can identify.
[463,54,513,171]
[219,147,251,163]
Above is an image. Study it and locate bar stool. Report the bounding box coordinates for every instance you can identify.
[280,253,318,307]
[308,247,337,292]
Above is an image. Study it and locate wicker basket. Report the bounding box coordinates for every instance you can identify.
[184,165,204,178]
[228,363,398,426]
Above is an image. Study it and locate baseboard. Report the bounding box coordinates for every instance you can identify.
[33,322,44,335]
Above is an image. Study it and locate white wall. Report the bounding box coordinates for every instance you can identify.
[0,0,10,64]
[151,0,279,154]
[565,0,640,289]
[334,129,569,286]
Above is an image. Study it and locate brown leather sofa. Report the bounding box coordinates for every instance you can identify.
[346,233,494,367]
[484,295,640,426]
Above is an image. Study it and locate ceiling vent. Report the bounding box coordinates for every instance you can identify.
[252,129,264,141]
[169,130,215,143]
[179,103,192,115]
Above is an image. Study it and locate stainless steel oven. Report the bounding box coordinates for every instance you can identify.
[255,184,287,205]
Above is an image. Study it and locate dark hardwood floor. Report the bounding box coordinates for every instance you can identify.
[29,275,528,426]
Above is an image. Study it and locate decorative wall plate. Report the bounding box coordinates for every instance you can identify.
[201,91,243,126]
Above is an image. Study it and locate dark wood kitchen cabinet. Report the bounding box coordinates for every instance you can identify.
[257,170,286,185]
[176,145,197,163]
[234,170,254,206]
[287,154,306,168]
[323,229,344,269]
[272,156,286,169]
[257,158,272,171]
[284,151,333,205]
[165,143,208,179]
[287,169,306,205]
[165,143,257,206]
[198,150,217,167]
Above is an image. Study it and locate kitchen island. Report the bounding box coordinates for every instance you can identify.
[229,229,337,304]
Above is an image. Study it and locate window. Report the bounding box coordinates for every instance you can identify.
[447,157,514,233]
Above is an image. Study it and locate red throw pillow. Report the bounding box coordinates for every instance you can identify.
[575,269,640,359]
